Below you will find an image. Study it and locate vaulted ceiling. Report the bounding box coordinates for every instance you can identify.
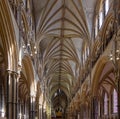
[33,0,97,110]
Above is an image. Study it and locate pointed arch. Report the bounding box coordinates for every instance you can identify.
[0,0,19,71]
[91,56,111,96]
[101,13,114,42]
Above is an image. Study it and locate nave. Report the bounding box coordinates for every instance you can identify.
[0,0,120,119]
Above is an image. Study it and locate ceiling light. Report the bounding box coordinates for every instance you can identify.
[30,53,33,56]
[35,51,37,54]
[27,43,30,46]
[34,46,36,49]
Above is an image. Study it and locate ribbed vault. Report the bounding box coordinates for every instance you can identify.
[35,0,90,110]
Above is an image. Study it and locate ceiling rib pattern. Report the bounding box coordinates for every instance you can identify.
[19,73,29,101]
[37,0,90,109]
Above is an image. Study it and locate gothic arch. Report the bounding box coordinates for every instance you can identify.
[101,13,114,42]
[0,0,19,71]
[18,54,35,101]
[22,55,35,86]
[91,56,109,96]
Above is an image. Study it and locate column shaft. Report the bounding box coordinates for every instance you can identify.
[6,71,13,119]
[6,71,18,119]
[30,97,35,119]
[13,73,18,119]
[40,107,43,119]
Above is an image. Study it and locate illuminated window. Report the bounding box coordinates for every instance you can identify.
[105,0,109,15]
[113,89,118,113]
[54,92,57,97]
[95,18,98,37]
[87,47,89,56]
[104,93,108,115]
[99,11,103,28]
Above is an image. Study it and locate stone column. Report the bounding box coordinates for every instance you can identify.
[38,104,42,119]
[0,84,5,117]
[43,109,45,119]
[24,101,27,119]
[77,112,80,119]
[30,96,36,119]
[91,96,98,119]
[41,105,44,119]
[38,104,40,119]
[22,101,27,119]
[13,71,19,119]
[18,100,22,119]
[6,70,18,119]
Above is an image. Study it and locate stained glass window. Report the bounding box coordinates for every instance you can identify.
[95,18,98,37]
[99,11,103,28]
[105,0,109,15]
[113,89,118,113]
[104,93,108,115]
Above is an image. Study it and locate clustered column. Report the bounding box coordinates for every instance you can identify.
[38,104,43,119]
[30,96,36,119]
[91,96,98,119]
[6,70,18,119]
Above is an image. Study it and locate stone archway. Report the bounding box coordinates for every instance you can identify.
[0,0,19,71]
[91,56,116,118]
[0,1,19,119]
[92,56,110,96]
[19,55,36,119]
